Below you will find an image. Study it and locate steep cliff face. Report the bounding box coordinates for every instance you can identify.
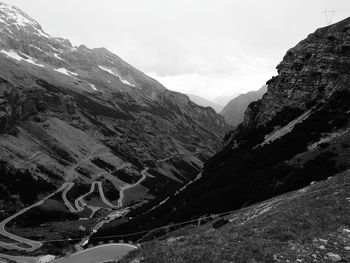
[0,3,228,218]
[97,17,350,242]
[243,18,350,128]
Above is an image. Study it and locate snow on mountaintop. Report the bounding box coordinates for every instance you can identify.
[0,2,39,28]
[0,2,168,94]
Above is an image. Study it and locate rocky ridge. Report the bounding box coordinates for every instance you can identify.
[94,17,350,247]
[0,2,228,248]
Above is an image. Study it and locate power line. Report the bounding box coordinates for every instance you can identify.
[323,10,336,25]
[1,180,348,246]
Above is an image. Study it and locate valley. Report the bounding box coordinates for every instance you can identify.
[0,149,204,260]
[0,1,349,263]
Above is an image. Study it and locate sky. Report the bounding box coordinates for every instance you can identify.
[3,0,350,101]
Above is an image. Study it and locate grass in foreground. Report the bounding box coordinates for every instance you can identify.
[119,170,350,263]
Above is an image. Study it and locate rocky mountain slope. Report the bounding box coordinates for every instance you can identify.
[93,16,350,246]
[187,94,223,113]
[0,1,228,243]
[121,169,350,263]
[220,85,267,126]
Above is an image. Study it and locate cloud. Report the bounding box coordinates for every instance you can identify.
[148,70,275,100]
[6,0,350,100]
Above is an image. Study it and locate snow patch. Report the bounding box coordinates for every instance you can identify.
[45,44,62,53]
[55,68,78,76]
[98,65,116,76]
[98,65,136,87]
[89,83,97,91]
[120,78,136,87]
[0,4,37,28]
[0,49,22,61]
[29,44,44,53]
[23,55,45,67]
[0,49,44,67]
[54,53,65,61]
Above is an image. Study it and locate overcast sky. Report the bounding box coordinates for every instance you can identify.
[3,0,350,100]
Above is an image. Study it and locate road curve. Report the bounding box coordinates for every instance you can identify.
[0,252,37,263]
[0,183,69,251]
[62,182,78,213]
[74,182,97,211]
[117,168,149,208]
[52,243,137,263]
[96,182,118,209]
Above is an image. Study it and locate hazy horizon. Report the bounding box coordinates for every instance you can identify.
[2,0,350,100]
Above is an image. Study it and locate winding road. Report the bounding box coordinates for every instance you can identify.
[62,183,78,213]
[0,150,200,257]
[74,182,98,211]
[96,181,118,209]
[0,183,69,251]
[117,167,149,208]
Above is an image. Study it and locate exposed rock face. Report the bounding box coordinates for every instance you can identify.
[100,17,350,240]
[220,85,267,126]
[243,18,350,128]
[0,3,228,214]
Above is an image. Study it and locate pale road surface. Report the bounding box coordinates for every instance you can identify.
[117,167,149,207]
[96,181,118,209]
[62,182,77,213]
[0,253,38,263]
[74,181,97,211]
[0,183,69,251]
[52,244,137,263]
[0,151,199,259]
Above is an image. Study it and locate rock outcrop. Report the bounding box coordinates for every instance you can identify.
[243,18,350,128]
[99,17,350,242]
[0,3,228,217]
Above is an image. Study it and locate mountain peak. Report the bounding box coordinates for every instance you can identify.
[0,2,42,30]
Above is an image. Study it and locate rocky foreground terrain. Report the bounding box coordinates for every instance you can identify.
[0,2,229,257]
[121,170,350,262]
[93,17,350,263]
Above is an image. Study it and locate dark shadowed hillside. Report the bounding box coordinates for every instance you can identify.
[92,16,350,248]
[121,170,350,263]
[0,3,229,256]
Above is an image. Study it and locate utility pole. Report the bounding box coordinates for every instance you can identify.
[323,10,336,25]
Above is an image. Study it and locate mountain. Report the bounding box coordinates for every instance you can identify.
[220,85,267,126]
[0,2,228,255]
[187,94,223,113]
[94,16,350,247]
[212,92,240,106]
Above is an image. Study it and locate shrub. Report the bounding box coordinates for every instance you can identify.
[212,218,229,229]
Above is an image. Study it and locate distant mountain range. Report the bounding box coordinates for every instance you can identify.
[96,16,350,252]
[187,94,223,113]
[220,85,267,126]
[212,92,240,106]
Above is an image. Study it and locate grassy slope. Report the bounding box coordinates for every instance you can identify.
[120,170,350,263]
